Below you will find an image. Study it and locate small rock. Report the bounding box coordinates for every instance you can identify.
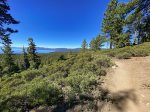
[112,66,116,69]
[141,94,145,98]
[146,103,150,106]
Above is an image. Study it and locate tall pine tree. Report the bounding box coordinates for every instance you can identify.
[2,35,18,74]
[0,0,19,74]
[89,38,96,50]
[0,0,19,39]
[22,47,30,70]
[125,0,150,44]
[95,35,106,50]
[102,0,135,48]
[81,39,88,52]
[134,0,150,43]
[102,0,118,49]
[27,38,41,69]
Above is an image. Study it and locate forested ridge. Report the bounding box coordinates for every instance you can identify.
[0,0,149,111]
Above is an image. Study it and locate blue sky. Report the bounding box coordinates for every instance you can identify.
[8,0,129,48]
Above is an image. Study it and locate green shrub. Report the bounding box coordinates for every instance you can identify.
[94,55,112,68]
[28,82,62,106]
[21,70,43,81]
[0,51,114,111]
[116,52,132,59]
[103,42,150,59]
[131,49,149,57]
[0,80,62,111]
[107,51,117,57]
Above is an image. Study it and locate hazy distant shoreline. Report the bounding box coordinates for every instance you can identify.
[0,47,80,54]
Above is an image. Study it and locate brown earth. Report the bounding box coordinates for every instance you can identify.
[101,56,150,112]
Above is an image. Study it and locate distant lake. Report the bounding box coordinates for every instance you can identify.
[0,47,54,54]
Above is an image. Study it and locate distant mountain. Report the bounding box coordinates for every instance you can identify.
[51,48,80,52]
[0,46,80,54]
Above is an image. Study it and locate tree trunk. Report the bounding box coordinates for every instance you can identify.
[110,42,112,49]
[133,31,137,45]
[110,37,113,49]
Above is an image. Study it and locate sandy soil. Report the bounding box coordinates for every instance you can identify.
[102,56,150,112]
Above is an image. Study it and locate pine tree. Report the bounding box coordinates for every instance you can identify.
[135,0,150,43]
[0,0,19,39]
[116,31,131,48]
[136,0,150,15]
[102,0,118,49]
[89,38,96,50]
[27,38,41,69]
[2,35,18,74]
[95,35,106,50]
[125,0,150,44]
[81,39,88,52]
[102,0,134,48]
[22,47,30,70]
[0,0,19,74]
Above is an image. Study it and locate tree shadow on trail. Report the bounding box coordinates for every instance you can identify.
[100,88,138,112]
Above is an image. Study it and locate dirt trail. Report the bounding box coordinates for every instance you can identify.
[102,56,150,112]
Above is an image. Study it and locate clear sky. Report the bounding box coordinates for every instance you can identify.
[8,0,129,48]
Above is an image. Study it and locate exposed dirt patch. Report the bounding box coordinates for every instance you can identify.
[102,56,150,112]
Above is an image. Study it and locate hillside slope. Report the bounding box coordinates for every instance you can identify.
[102,56,150,112]
[0,42,150,112]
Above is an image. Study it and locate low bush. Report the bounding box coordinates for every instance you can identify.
[21,70,43,81]
[0,52,112,111]
[116,52,132,59]
[102,42,150,59]
[0,81,62,111]
[131,49,149,57]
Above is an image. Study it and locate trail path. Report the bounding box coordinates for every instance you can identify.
[102,56,150,112]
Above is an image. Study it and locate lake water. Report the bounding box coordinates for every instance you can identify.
[0,48,54,54]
